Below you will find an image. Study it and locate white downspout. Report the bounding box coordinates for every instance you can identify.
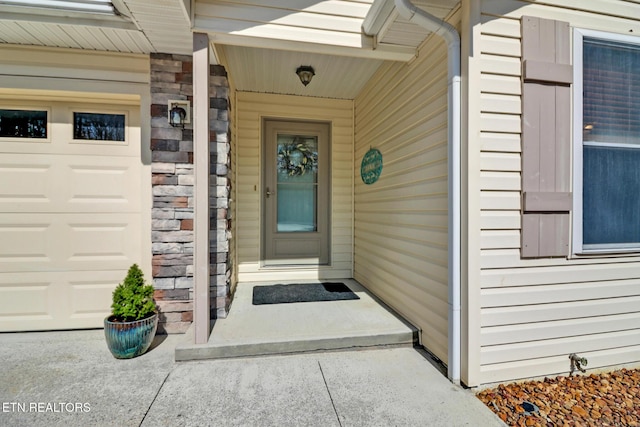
[394,0,461,384]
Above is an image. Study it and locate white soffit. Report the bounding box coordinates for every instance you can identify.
[120,0,193,55]
[0,0,136,28]
[0,0,192,54]
[220,44,383,99]
[0,20,153,52]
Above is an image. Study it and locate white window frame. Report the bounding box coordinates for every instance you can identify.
[573,28,640,254]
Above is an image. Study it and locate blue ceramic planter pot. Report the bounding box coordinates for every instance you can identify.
[104,313,158,359]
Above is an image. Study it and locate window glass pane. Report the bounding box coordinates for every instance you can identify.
[73,112,125,141]
[583,145,640,245]
[0,109,47,138]
[276,135,318,232]
[583,37,640,145]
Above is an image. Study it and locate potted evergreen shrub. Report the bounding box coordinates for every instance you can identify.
[104,264,158,359]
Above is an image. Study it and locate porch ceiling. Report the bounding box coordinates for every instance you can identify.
[218,45,384,100]
[207,0,459,99]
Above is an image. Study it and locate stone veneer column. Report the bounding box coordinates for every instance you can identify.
[150,54,232,333]
[210,65,233,319]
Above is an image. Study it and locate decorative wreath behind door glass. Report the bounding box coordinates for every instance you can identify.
[276,135,319,232]
[277,136,318,176]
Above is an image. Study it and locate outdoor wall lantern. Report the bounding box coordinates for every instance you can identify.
[296,66,315,86]
[168,100,190,128]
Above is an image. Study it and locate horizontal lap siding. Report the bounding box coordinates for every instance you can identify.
[477,0,640,385]
[235,92,353,281]
[354,32,451,363]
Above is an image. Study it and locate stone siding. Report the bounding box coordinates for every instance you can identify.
[210,65,233,318]
[150,53,231,333]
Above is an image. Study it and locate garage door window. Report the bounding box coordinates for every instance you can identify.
[0,109,48,139]
[73,112,125,142]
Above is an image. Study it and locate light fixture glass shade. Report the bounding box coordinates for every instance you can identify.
[169,105,186,128]
[296,66,315,86]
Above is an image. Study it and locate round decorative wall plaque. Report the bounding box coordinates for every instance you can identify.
[360,148,383,185]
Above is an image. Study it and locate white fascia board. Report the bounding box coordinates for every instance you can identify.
[362,0,396,36]
[1,0,114,14]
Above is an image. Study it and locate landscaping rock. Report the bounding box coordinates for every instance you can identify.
[477,368,640,426]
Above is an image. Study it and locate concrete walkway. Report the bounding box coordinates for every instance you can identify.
[0,330,504,426]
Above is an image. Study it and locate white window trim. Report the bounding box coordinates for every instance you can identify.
[572,28,640,255]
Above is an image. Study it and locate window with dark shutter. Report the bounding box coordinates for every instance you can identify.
[520,16,573,258]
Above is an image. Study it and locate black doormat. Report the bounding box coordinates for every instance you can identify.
[252,282,359,305]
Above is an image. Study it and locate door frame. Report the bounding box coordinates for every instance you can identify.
[261,118,331,266]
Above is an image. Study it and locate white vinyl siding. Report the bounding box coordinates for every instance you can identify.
[0,44,149,86]
[235,92,353,282]
[473,0,640,386]
[354,31,451,363]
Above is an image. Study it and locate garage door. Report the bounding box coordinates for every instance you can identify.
[0,98,146,331]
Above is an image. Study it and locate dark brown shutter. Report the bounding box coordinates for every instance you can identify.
[521,16,573,258]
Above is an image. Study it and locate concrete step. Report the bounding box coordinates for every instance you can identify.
[175,279,417,361]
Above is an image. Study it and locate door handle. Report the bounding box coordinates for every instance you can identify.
[266,187,272,198]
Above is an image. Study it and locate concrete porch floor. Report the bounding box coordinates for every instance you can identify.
[175,279,417,361]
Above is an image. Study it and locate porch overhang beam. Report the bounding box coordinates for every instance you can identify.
[193,28,416,62]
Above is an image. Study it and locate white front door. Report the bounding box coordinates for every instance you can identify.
[263,119,330,265]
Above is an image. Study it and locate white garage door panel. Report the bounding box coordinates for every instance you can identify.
[69,222,131,260]
[0,270,125,331]
[0,220,50,264]
[0,98,146,332]
[70,279,118,318]
[0,280,50,317]
[0,154,141,213]
[0,162,51,205]
[0,137,138,157]
[64,156,141,212]
[69,164,132,205]
[0,213,141,273]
